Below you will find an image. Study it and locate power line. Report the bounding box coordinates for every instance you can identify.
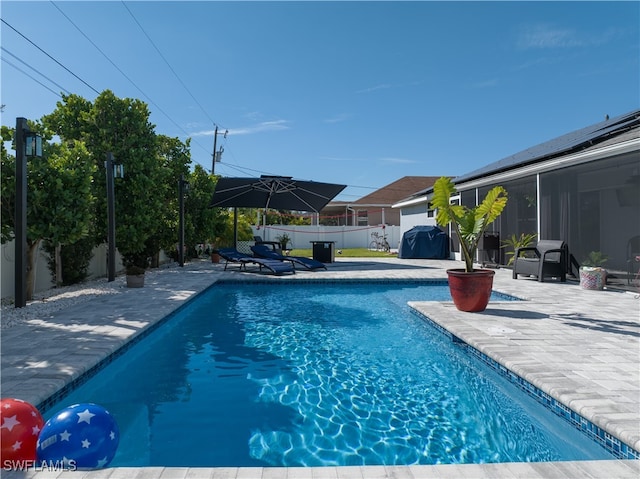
[48,1,213,171]
[120,1,222,130]
[1,57,64,98]
[1,18,100,95]
[1,46,71,95]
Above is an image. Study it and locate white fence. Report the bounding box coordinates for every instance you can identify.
[250,224,401,251]
[1,240,124,300]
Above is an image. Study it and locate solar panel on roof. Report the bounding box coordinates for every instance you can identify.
[454,110,639,183]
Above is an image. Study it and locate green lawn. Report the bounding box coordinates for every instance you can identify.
[289,248,396,258]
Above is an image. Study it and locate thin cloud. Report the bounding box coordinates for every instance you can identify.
[380,157,417,164]
[191,120,290,137]
[356,83,392,94]
[518,24,584,49]
[320,156,369,163]
[323,113,351,124]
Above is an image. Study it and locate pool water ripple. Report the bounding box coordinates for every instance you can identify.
[45,282,612,467]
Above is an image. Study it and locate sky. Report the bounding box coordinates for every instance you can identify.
[1,1,638,202]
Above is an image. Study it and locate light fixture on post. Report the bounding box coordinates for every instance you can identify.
[178,174,189,267]
[14,117,42,308]
[211,126,228,175]
[105,152,124,282]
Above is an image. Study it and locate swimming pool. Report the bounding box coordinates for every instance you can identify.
[46,281,612,466]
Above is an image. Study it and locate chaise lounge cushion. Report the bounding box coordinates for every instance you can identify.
[218,248,294,275]
[250,244,327,270]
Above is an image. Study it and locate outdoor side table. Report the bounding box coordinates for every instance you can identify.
[310,241,335,263]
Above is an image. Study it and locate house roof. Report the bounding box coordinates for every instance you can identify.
[399,109,640,203]
[325,176,443,209]
[352,176,442,206]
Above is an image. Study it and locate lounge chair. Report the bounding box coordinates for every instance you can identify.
[512,240,568,282]
[250,244,327,271]
[217,248,294,275]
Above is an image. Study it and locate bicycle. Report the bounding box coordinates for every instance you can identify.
[369,231,390,252]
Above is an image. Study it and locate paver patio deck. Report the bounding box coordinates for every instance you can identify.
[1,257,639,478]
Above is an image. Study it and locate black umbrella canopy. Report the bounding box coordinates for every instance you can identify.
[210,176,347,212]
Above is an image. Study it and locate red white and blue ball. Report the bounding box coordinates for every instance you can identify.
[0,398,44,461]
[37,403,119,469]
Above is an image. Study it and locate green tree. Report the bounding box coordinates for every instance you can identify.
[44,90,165,273]
[152,134,191,265]
[1,125,95,297]
[184,166,225,256]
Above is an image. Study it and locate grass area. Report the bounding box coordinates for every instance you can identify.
[289,248,396,258]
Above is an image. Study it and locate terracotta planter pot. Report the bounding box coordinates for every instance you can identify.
[211,253,220,264]
[446,268,495,312]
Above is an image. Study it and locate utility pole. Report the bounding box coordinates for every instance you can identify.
[211,126,227,175]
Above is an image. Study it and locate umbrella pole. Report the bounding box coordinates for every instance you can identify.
[233,207,238,250]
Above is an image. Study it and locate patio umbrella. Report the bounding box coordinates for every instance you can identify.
[210,175,346,212]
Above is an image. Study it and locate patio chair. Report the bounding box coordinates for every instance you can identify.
[512,240,568,282]
[251,244,327,271]
[627,235,640,285]
[218,248,294,275]
[253,235,282,254]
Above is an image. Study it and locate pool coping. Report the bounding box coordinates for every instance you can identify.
[2,258,639,478]
[408,306,639,460]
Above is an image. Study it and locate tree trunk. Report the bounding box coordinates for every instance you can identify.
[26,239,41,301]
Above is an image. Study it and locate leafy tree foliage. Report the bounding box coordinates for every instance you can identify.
[0,123,95,296]
[184,166,226,256]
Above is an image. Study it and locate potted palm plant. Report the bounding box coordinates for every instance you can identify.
[431,176,508,312]
[579,251,608,290]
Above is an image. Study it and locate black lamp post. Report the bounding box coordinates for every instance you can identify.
[105,152,124,282]
[14,117,42,308]
[178,174,189,267]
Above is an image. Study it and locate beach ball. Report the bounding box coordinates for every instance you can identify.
[37,403,119,469]
[0,398,44,462]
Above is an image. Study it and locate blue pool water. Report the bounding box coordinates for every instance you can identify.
[47,281,612,466]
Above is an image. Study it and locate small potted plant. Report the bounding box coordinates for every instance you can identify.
[275,233,291,251]
[125,264,146,288]
[431,176,508,312]
[579,251,608,290]
[501,232,537,266]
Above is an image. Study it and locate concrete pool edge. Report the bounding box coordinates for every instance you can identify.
[2,460,639,478]
[408,300,640,460]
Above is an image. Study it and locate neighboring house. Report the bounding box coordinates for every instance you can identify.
[321,176,441,226]
[393,110,640,275]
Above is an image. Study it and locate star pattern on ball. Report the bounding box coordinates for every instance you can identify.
[76,409,95,424]
[1,414,20,431]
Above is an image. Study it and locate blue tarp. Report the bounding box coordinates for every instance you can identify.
[398,225,449,259]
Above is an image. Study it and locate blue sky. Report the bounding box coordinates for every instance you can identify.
[2,1,638,201]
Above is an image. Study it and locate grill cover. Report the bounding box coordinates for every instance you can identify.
[398,225,449,259]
